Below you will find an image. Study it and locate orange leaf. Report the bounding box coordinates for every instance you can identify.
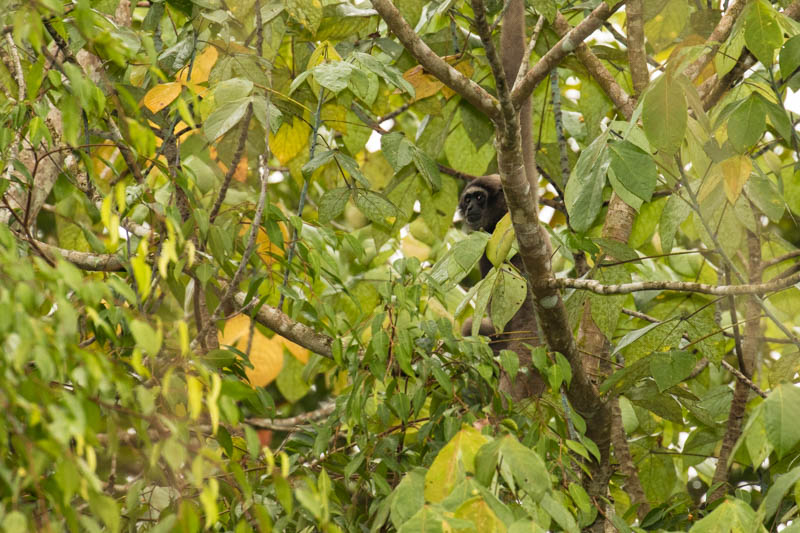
[143,82,182,113]
[219,315,283,387]
[403,57,473,100]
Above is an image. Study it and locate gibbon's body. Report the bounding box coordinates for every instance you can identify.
[458,176,545,400]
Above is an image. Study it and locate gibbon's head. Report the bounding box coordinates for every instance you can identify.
[458,174,507,234]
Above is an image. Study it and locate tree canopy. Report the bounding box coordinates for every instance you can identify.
[2,0,800,531]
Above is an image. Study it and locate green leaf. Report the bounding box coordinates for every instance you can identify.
[424,427,489,502]
[214,78,254,105]
[334,153,371,187]
[460,102,493,149]
[499,349,519,382]
[564,132,609,232]
[530,0,557,22]
[659,191,691,252]
[301,149,336,175]
[490,268,527,334]
[286,0,323,35]
[89,493,120,533]
[598,356,652,394]
[764,100,793,145]
[586,265,629,340]
[276,352,310,403]
[391,469,426,529]
[204,99,249,141]
[311,61,356,93]
[412,148,441,192]
[353,52,415,96]
[643,0,688,51]
[453,496,505,532]
[759,466,800,520]
[498,435,550,501]
[430,231,490,288]
[716,28,746,78]
[130,319,162,355]
[744,0,783,67]
[444,124,495,176]
[472,269,497,336]
[764,384,800,458]
[475,439,502,487]
[628,381,684,423]
[745,172,784,223]
[780,34,800,81]
[381,132,414,171]
[642,74,687,154]
[689,497,760,532]
[318,187,351,224]
[354,189,399,227]
[608,140,658,202]
[611,320,668,356]
[649,350,696,392]
[728,94,766,152]
[539,493,579,533]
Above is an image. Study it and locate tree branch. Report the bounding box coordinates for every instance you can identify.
[512,2,621,108]
[233,291,335,359]
[30,240,125,271]
[625,0,648,96]
[370,0,500,120]
[247,400,336,430]
[684,0,747,82]
[547,270,800,295]
[553,12,634,118]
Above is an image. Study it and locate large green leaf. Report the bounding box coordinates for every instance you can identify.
[608,140,658,202]
[642,75,687,155]
[764,384,800,458]
[564,131,610,232]
[727,95,766,153]
[744,0,783,67]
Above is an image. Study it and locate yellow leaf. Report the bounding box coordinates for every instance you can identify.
[143,82,182,113]
[268,117,311,165]
[187,376,202,420]
[307,40,342,69]
[276,336,309,364]
[486,212,515,267]
[92,142,121,183]
[721,154,752,204]
[177,45,218,84]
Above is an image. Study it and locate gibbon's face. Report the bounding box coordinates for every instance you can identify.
[460,186,490,230]
[459,176,506,234]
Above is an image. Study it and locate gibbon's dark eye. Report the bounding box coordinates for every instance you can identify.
[475,193,484,203]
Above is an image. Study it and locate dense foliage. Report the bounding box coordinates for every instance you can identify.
[2,0,800,531]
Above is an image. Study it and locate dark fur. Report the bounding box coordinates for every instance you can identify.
[458,176,545,401]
